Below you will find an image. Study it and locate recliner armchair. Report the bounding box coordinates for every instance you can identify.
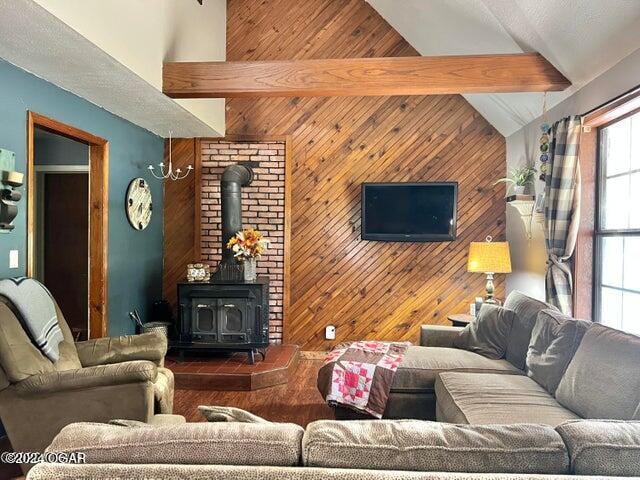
[0,295,174,473]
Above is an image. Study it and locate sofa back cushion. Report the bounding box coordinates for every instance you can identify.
[0,296,80,383]
[526,310,590,395]
[303,420,569,474]
[453,304,514,359]
[47,421,304,466]
[556,420,640,476]
[556,324,640,419]
[504,291,557,370]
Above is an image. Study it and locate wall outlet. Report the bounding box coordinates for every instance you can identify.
[325,325,336,340]
[9,250,18,269]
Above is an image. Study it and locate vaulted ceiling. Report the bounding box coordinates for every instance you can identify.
[3,1,639,138]
[367,0,640,136]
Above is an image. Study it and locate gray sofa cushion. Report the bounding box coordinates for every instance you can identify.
[503,291,557,370]
[420,325,464,348]
[303,419,569,474]
[46,421,304,466]
[556,324,640,420]
[27,463,585,480]
[526,310,590,395]
[453,305,515,359]
[392,346,521,394]
[199,405,270,423]
[435,372,579,427]
[556,420,640,476]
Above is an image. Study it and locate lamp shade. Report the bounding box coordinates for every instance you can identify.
[467,237,512,273]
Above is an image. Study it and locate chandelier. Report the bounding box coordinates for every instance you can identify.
[148,132,193,181]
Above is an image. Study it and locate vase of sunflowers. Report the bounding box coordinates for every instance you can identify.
[226,227,270,283]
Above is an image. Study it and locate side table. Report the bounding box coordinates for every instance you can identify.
[447,313,475,328]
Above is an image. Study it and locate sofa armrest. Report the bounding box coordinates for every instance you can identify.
[14,361,157,395]
[420,325,464,347]
[75,332,167,368]
[0,364,9,391]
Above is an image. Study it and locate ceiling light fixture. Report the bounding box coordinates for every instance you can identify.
[148,131,193,181]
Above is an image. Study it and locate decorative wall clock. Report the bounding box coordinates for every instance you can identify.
[125,178,152,230]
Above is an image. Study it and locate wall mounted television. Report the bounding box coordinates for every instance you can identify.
[361,182,458,242]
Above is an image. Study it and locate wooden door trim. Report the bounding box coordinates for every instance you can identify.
[27,111,109,338]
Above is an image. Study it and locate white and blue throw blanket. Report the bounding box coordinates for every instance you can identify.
[0,277,63,362]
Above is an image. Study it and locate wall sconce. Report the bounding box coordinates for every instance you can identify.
[0,149,23,233]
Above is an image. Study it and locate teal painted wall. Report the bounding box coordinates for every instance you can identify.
[0,58,164,336]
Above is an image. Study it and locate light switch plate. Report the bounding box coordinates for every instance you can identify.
[9,250,18,269]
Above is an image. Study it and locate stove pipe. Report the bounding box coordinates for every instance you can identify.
[219,164,254,273]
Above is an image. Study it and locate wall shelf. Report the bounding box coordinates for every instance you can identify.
[506,195,543,239]
[505,194,535,203]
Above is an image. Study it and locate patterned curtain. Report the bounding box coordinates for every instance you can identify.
[544,115,582,315]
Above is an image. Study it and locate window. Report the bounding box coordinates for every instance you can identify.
[595,109,640,333]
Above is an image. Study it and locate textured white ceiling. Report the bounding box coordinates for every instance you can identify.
[0,0,223,138]
[367,0,640,136]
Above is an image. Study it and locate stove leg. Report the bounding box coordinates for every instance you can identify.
[176,349,185,364]
[248,349,255,365]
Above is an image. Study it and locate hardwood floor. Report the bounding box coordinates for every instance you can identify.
[173,357,333,426]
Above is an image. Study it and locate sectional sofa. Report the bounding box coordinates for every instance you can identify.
[336,291,640,425]
[26,415,640,478]
[26,291,640,479]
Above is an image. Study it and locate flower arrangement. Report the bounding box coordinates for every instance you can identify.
[226,227,270,260]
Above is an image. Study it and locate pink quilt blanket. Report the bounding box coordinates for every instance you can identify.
[317,341,411,418]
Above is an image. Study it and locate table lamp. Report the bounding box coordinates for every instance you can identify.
[467,235,512,304]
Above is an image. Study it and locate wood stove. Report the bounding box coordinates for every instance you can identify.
[171,162,271,364]
[173,278,270,364]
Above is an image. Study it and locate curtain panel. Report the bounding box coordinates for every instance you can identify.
[544,115,582,315]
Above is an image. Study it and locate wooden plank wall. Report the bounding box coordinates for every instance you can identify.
[223,0,506,350]
[162,0,507,350]
[162,138,199,312]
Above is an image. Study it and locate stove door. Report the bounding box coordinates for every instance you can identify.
[191,300,218,343]
[218,298,250,343]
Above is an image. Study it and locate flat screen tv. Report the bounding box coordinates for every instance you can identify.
[361,182,458,242]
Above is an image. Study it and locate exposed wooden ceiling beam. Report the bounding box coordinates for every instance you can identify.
[163,53,570,99]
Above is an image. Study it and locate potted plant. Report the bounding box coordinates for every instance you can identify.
[494,165,537,195]
[226,227,270,282]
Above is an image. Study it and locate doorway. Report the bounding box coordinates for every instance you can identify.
[27,112,109,339]
[33,129,90,339]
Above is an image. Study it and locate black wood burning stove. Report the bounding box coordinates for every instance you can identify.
[173,278,270,363]
[171,162,270,364]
